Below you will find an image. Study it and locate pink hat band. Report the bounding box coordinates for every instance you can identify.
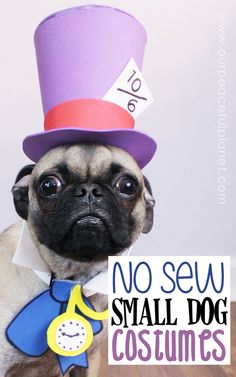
[44,99,134,132]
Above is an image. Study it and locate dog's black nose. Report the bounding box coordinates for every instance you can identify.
[75,184,103,204]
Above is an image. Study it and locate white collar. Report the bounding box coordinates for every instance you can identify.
[12,221,132,296]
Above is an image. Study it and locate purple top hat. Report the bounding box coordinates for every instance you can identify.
[23,5,157,168]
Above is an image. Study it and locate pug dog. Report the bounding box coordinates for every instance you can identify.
[0,143,155,377]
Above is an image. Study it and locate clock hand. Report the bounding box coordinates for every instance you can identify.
[61,332,80,338]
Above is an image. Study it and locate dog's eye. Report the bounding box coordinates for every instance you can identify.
[39,176,62,196]
[115,176,138,196]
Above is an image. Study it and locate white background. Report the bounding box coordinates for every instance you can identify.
[0,1,235,291]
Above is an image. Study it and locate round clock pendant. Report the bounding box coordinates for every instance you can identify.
[47,312,93,356]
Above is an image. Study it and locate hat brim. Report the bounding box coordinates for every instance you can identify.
[23,128,157,169]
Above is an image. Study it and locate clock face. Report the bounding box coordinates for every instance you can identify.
[55,319,87,353]
[47,297,94,356]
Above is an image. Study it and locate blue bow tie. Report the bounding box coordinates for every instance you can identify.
[6,280,102,375]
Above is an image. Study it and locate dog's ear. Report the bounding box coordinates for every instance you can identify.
[11,164,35,220]
[142,176,155,234]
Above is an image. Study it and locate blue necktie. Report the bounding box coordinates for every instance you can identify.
[6,280,102,375]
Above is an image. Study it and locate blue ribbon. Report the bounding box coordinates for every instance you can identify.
[6,280,102,375]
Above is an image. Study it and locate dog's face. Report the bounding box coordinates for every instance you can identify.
[12,144,155,264]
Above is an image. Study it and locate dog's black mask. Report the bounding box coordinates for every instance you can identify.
[32,164,140,261]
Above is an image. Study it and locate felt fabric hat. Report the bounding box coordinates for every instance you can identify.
[23,5,157,169]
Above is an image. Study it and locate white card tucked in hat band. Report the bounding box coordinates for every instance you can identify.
[103,58,153,118]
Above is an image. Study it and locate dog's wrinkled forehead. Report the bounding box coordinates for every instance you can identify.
[32,144,143,180]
